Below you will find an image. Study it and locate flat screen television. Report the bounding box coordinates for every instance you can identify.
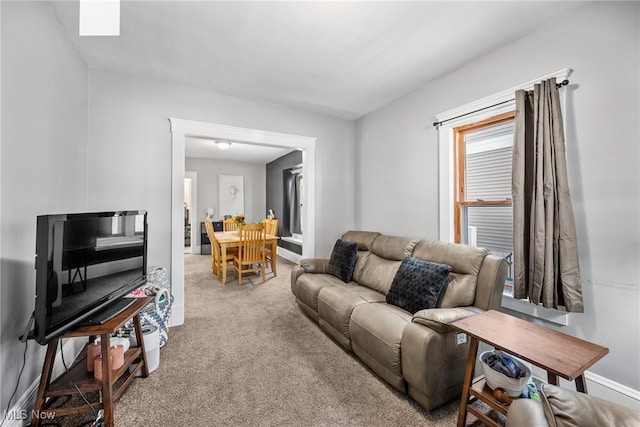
[32,210,148,345]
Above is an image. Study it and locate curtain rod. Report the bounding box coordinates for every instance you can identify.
[433,79,569,128]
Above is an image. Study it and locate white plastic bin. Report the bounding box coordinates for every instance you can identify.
[129,324,160,374]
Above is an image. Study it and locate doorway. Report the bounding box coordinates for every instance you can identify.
[184,171,198,254]
[169,118,317,326]
[184,177,192,252]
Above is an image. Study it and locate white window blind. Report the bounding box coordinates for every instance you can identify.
[464,121,514,202]
[461,120,514,279]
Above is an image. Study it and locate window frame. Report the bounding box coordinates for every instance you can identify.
[452,111,515,244]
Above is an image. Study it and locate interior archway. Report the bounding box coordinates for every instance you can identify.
[168,118,317,326]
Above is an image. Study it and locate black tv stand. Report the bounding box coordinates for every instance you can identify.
[80,298,135,326]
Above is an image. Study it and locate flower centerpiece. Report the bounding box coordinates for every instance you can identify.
[232,214,245,227]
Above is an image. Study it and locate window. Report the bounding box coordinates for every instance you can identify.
[435,68,571,324]
[453,112,515,293]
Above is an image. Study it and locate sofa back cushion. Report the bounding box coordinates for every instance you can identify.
[341,230,380,251]
[341,231,381,283]
[412,240,488,307]
[359,235,418,294]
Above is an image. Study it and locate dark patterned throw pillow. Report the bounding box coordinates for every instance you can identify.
[328,239,358,283]
[386,257,452,314]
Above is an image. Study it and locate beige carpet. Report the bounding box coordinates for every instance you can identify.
[54,254,501,426]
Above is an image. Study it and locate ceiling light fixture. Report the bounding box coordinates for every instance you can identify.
[216,141,231,150]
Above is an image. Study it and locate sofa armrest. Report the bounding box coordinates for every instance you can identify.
[300,258,330,274]
[290,259,331,296]
[474,254,509,311]
[506,399,549,427]
[412,307,484,334]
[291,258,329,283]
[535,384,640,427]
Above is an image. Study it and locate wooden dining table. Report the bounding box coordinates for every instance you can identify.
[213,231,279,284]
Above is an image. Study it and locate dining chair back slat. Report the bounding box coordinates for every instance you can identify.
[264,218,279,236]
[234,223,266,285]
[263,219,279,270]
[206,219,236,280]
[223,219,238,232]
[204,220,217,274]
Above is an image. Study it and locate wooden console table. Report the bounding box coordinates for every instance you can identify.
[31,297,153,427]
[451,310,609,427]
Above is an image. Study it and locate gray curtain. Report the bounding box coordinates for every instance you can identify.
[512,77,583,312]
[285,172,302,235]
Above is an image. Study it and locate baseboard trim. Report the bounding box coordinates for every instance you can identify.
[529,365,640,410]
[277,246,302,264]
[584,371,640,410]
[3,338,83,427]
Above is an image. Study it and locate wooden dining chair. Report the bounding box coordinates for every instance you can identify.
[205,220,236,280]
[233,223,267,285]
[263,218,278,236]
[204,220,218,274]
[263,218,279,270]
[223,219,238,232]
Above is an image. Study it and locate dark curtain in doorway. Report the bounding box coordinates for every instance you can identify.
[283,171,302,235]
[290,173,302,235]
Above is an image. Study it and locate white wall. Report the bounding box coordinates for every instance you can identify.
[0,0,89,413]
[355,1,640,395]
[186,157,266,245]
[87,69,355,276]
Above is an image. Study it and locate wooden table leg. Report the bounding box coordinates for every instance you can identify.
[457,337,479,427]
[211,251,218,276]
[575,374,588,393]
[100,333,114,427]
[270,240,277,276]
[221,244,228,285]
[133,313,150,377]
[547,372,559,386]
[31,339,59,427]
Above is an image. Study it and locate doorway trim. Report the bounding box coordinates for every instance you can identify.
[168,118,317,326]
[185,171,198,253]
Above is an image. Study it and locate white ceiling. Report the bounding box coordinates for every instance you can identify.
[185,137,294,163]
[46,0,587,162]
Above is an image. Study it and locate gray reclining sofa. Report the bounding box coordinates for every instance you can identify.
[291,230,508,410]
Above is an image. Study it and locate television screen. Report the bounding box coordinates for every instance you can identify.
[33,211,147,345]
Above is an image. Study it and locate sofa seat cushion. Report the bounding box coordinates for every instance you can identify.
[294,273,351,314]
[317,285,386,349]
[349,302,412,392]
